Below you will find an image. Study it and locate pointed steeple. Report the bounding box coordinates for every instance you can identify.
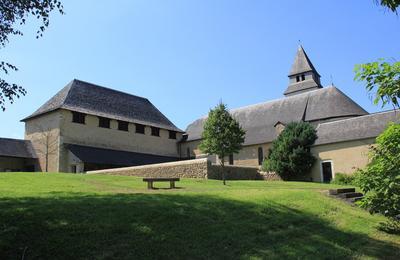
[284,45,322,97]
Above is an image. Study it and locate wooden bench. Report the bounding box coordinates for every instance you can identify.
[143,177,180,189]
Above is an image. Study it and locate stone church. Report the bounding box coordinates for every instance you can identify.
[0,46,398,182]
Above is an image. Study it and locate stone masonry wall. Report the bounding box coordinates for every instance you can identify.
[208,164,262,180]
[87,158,209,178]
[88,158,280,181]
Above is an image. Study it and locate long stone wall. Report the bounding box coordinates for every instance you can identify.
[87,158,209,178]
[208,164,262,180]
[87,158,274,181]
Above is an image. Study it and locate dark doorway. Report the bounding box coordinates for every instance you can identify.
[321,161,333,183]
[229,154,234,165]
[258,147,263,166]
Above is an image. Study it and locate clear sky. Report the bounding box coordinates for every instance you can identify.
[1,0,399,138]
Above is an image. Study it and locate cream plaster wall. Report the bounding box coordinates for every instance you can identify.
[181,140,271,167]
[24,109,183,172]
[59,109,182,158]
[179,140,203,159]
[310,138,375,182]
[24,111,62,172]
[223,143,271,167]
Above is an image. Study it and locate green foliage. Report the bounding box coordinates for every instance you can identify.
[357,123,400,222]
[377,0,400,13]
[262,122,317,180]
[0,0,64,111]
[354,59,400,109]
[199,102,246,184]
[330,172,359,186]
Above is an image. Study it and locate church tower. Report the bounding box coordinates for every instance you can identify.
[284,45,322,96]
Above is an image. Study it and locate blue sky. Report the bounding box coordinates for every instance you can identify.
[1,0,399,138]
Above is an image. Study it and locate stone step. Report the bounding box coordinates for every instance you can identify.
[338,192,363,199]
[329,188,356,195]
[346,196,364,203]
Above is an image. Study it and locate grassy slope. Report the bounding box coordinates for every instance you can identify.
[0,173,399,259]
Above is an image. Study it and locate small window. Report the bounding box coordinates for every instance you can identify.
[187,148,191,159]
[151,127,160,137]
[301,74,305,81]
[98,117,110,128]
[72,112,85,124]
[118,121,129,131]
[229,154,234,165]
[135,124,145,134]
[169,131,177,139]
[296,76,300,82]
[258,147,264,166]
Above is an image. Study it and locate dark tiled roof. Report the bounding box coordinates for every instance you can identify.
[315,110,400,145]
[288,45,320,77]
[185,86,368,145]
[283,79,322,96]
[0,138,37,158]
[22,79,183,132]
[65,144,179,166]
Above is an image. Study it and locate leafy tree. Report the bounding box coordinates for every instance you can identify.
[354,1,400,109]
[0,0,64,111]
[262,122,317,181]
[354,60,400,108]
[356,123,400,230]
[377,0,400,13]
[199,102,246,185]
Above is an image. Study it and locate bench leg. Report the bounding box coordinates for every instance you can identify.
[170,181,175,189]
[148,181,153,189]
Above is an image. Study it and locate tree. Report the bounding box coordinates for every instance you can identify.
[356,123,400,232]
[199,102,246,185]
[377,0,400,13]
[29,124,59,172]
[353,1,400,109]
[354,60,400,109]
[262,122,317,181]
[0,0,64,111]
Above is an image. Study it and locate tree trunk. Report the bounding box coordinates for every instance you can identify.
[220,158,226,185]
[45,135,49,172]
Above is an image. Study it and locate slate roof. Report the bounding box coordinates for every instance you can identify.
[66,144,179,166]
[184,86,368,146]
[283,79,322,96]
[315,110,399,145]
[288,45,320,77]
[22,79,183,132]
[0,138,37,159]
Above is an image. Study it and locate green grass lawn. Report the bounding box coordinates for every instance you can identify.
[0,173,399,259]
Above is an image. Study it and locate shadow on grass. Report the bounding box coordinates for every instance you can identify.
[0,193,398,259]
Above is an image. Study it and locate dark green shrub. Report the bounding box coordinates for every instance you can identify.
[262,122,317,180]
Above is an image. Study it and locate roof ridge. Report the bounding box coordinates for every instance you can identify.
[326,86,368,114]
[317,109,399,127]
[229,87,324,113]
[192,87,329,121]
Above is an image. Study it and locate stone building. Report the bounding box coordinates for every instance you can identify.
[19,79,184,172]
[0,138,37,172]
[0,45,398,181]
[181,46,399,182]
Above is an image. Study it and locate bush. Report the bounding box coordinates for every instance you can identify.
[262,122,317,180]
[357,123,400,225]
[330,173,358,185]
